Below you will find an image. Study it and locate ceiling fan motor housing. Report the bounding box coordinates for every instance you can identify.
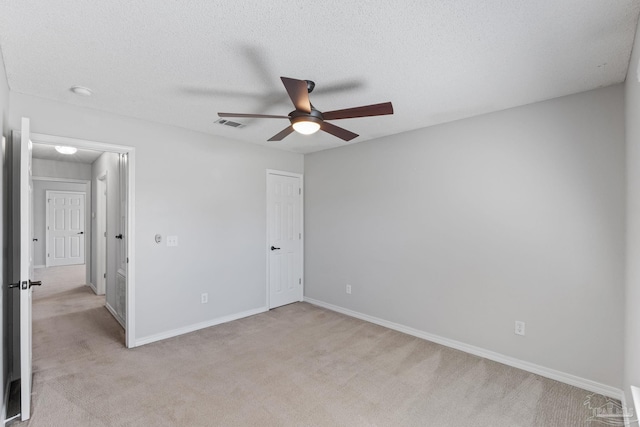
[290,108,323,122]
[305,80,315,93]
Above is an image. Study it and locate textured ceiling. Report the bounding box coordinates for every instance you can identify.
[1,1,639,154]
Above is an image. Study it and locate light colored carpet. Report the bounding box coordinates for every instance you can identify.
[16,265,613,426]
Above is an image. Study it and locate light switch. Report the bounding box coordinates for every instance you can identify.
[167,236,178,247]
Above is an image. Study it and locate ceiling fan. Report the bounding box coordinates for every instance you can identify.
[218,77,393,142]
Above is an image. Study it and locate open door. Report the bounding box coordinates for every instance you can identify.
[19,117,37,421]
[116,154,128,324]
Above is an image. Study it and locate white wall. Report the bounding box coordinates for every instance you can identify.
[305,85,625,389]
[0,46,9,424]
[32,180,88,267]
[32,158,91,181]
[624,16,640,413]
[9,92,303,342]
[32,159,91,268]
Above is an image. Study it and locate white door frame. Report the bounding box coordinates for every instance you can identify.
[45,190,87,268]
[18,118,33,421]
[29,132,137,348]
[96,172,107,295]
[265,169,304,309]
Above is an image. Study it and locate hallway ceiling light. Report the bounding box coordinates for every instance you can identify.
[70,85,92,96]
[55,146,78,155]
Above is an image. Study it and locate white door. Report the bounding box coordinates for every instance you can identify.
[267,171,303,309]
[96,173,107,295]
[19,117,36,421]
[115,154,127,324]
[46,191,85,267]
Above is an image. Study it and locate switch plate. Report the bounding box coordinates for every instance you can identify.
[346,284,352,294]
[515,321,525,336]
[201,293,208,304]
[167,236,178,247]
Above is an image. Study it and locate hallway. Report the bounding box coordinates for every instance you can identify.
[22,265,124,426]
[31,264,124,353]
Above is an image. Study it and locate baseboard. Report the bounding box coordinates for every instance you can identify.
[33,265,45,269]
[135,306,268,347]
[4,379,19,424]
[2,374,9,425]
[622,394,630,427]
[105,302,125,329]
[621,392,640,427]
[626,386,640,427]
[87,282,97,294]
[304,297,623,400]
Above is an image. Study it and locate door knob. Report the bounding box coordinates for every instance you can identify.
[270,246,280,251]
[77,231,84,235]
[115,234,123,239]
[29,280,42,288]
[33,238,38,242]
[8,282,19,289]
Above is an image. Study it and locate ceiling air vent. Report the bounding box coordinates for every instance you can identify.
[215,118,245,128]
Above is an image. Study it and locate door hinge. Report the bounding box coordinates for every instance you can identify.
[104,232,107,237]
[299,233,301,239]
[104,273,106,278]
[299,188,301,195]
[299,278,302,285]
[47,253,50,257]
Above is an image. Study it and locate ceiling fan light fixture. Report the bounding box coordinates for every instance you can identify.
[291,116,321,135]
[55,145,78,155]
[218,77,392,142]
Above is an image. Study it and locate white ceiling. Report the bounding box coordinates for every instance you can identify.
[32,143,103,164]
[1,1,639,154]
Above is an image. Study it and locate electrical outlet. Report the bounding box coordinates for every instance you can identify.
[515,321,525,336]
[346,284,352,294]
[167,236,178,247]
[201,293,208,304]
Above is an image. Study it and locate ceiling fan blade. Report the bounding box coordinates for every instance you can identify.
[218,112,289,119]
[268,126,295,141]
[280,77,311,113]
[322,102,394,120]
[320,121,359,141]
[312,79,364,96]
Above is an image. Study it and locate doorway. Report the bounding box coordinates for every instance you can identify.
[30,132,136,348]
[6,124,137,422]
[32,178,91,285]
